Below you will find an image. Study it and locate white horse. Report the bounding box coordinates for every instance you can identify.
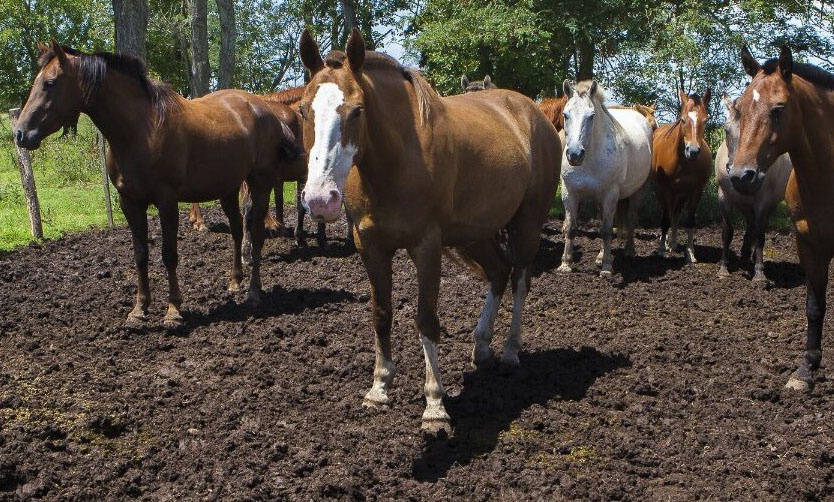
[716,92,793,281]
[558,80,653,276]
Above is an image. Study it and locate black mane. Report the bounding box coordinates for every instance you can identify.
[762,57,834,89]
[39,46,181,119]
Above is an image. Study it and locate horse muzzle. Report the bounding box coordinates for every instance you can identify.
[565,147,586,166]
[728,165,764,195]
[302,187,343,223]
[14,128,42,150]
[684,145,701,161]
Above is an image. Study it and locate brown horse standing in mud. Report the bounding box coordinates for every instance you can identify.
[14,42,299,328]
[730,46,834,391]
[651,79,712,263]
[298,29,560,432]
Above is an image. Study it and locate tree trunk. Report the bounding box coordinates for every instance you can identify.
[112,0,148,60]
[216,0,235,89]
[340,0,357,46]
[187,0,210,97]
[576,36,595,81]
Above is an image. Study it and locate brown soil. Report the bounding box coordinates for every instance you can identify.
[0,207,832,500]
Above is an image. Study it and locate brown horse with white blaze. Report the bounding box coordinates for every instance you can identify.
[730,46,834,391]
[652,80,712,263]
[15,42,298,328]
[298,29,560,432]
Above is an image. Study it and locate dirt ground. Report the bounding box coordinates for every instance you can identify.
[0,206,832,500]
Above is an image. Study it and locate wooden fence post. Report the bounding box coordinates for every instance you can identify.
[97,130,114,228]
[8,108,43,240]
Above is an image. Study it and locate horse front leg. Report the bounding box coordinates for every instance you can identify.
[121,197,151,326]
[359,245,396,408]
[158,200,184,328]
[750,208,769,283]
[220,192,244,291]
[407,229,451,433]
[657,190,670,257]
[624,184,646,258]
[718,197,733,278]
[245,182,270,305]
[597,190,618,277]
[683,191,703,264]
[786,236,830,391]
[558,188,579,273]
[294,182,307,247]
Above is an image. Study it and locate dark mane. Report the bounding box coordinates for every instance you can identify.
[39,46,181,121]
[762,57,834,89]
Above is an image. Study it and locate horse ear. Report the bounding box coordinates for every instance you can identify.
[346,28,365,73]
[590,80,598,96]
[461,74,469,91]
[37,41,49,54]
[779,45,793,82]
[721,92,733,112]
[563,79,573,98]
[741,46,760,78]
[50,39,69,68]
[299,29,324,74]
[678,88,687,107]
[483,75,492,87]
[703,88,711,109]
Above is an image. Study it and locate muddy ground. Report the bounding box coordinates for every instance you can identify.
[0,207,832,500]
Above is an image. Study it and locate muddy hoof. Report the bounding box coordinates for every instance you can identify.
[752,274,769,286]
[499,352,520,368]
[718,267,730,278]
[193,223,208,232]
[599,269,613,279]
[785,376,812,392]
[163,312,184,331]
[362,395,390,409]
[421,418,453,436]
[557,263,573,274]
[125,309,148,329]
[246,291,263,307]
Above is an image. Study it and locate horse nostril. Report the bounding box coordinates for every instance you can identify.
[329,189,340,201]
[741,169,757,184]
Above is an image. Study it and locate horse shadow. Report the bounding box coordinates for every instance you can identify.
[411,346,631,482]
[181,284,362,330]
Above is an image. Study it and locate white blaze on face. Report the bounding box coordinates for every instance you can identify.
[687,111,699,138]
[752,89,761,103]
[307,82,358,195]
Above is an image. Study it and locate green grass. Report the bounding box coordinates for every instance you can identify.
[0,114,298,251]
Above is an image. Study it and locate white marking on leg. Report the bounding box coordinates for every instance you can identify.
[686,227,697,264]
[363,333,396,406]
[420,335,450,426]
[473,287,500,365]
[501,271,528,366]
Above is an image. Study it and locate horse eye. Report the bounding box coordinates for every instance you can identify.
[563,112,570,120]
[348,105,363,120]
[44,79,55,88]
[298,104,308,119]
[771,105,784,123]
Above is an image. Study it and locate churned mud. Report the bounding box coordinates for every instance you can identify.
[0,207,831,500]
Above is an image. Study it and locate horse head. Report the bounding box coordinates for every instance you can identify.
[461,74,496,93]
[677,81,710,162]
[729,46,794,195]
[562,79,600,166]
[298,28,368,223]
[16,41,83,150]
[721,92,741,172]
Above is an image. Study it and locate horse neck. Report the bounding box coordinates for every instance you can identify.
[786,82,834,203]
[588,99,620,156]
[83,71,162,154]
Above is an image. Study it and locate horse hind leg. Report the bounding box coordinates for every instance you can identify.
[683,191,703,264]
[244,181,271,305]
[558,188,579,273]
[189,203,207,232]
[718,198,734,278]
[220,192,244,291]
[750,209,769,283]
[158,200,184,328]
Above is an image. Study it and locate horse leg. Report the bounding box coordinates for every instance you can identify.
[558,188,578,273]
[718,197,734,278]
[122,197,151,326]
[657,191,670,257]
[739,209,755,264]
[668,198,683,255]
[683,191,703,264]
[344,212,356,251]
[270,180,288,237]
[158,200,184,328]
[458,242,510,367]
[597,190,618,276]
[786,238,830,391]
[750,208,769,283]
[624,184,646,258]
[295,183,307,247]
[220,192,244,291]
[189,203,207,232]
[240,183,253,266]
[245,182,270,305]
[360,246,396,408]
[317,222,327,247]
[407,229,451,433]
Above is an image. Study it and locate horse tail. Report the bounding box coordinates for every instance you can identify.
[277,121,305,163]
[443,248,488,282]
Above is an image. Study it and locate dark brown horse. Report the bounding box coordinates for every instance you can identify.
[730,46,834,391]
[189,85,328,248]
[15,41,299,328]
[298,29,560,432]
[651,78,712,263]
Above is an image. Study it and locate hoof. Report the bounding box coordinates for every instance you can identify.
[785,376,812,392]
[421,419,453,436]
[500,351,520,368]
[362,393,390,409]
[718,267,730,278]
[557,263,573,274]
[599,269,613,279]
[472,345,496,368]
[752,273,768,285]
[125,312,148,329]
[193,223,208,232]
[228,282,242,293]
[246,290,263,306]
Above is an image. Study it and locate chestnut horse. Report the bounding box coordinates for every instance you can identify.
[651,79,712,263]
[730,46,834,391]
[716,92,792,281]
[190,85,328,248]
[298,29,560,432]
[14,42,298,328]
[539,95,568,131]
